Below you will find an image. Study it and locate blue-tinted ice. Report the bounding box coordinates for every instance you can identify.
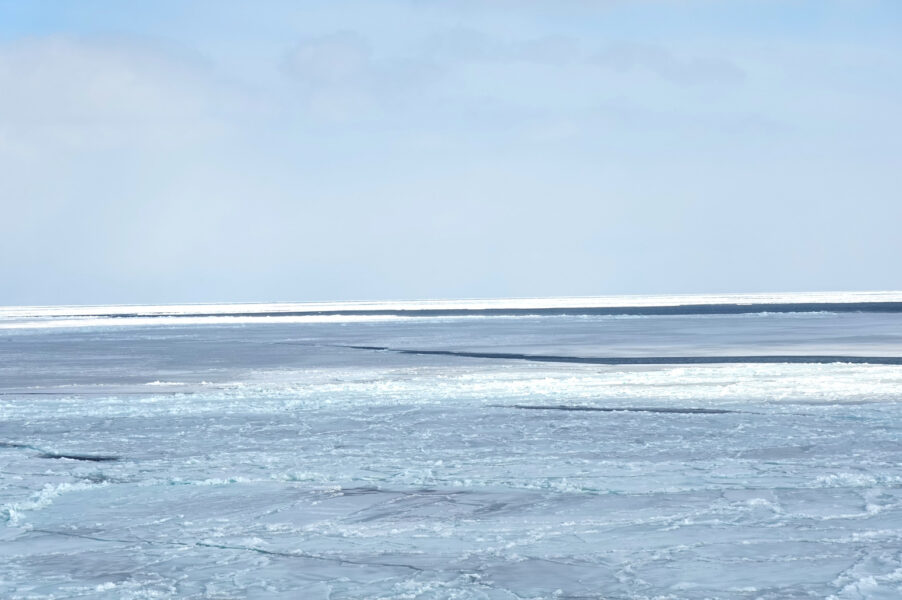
[2,300,902,598]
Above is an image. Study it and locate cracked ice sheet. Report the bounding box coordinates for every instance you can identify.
[1,312,902,598]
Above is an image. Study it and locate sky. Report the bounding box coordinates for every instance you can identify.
[1,0,900,305]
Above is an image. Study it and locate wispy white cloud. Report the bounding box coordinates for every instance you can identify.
[592,42,745,85]
[0,36,246,155]
[421,28,583,65]
[281,31,441,121]
[421,28,743,84]
[282,31,373,85]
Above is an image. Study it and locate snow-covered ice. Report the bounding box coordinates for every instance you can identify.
[2,299,902,598]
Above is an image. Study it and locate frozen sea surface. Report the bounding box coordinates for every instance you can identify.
[2,296,902,599]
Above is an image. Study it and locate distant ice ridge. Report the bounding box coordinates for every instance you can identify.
[2,290,902,330]
[0,313,416,330]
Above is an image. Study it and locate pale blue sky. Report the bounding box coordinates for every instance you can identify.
[1,1,900,304]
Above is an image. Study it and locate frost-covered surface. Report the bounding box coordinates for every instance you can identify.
[2,307,902,598]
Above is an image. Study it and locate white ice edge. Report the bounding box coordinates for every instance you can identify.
[0,314,417,330]
[3,291,902,320]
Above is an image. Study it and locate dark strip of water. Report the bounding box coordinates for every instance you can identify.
[348,346,902,365]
